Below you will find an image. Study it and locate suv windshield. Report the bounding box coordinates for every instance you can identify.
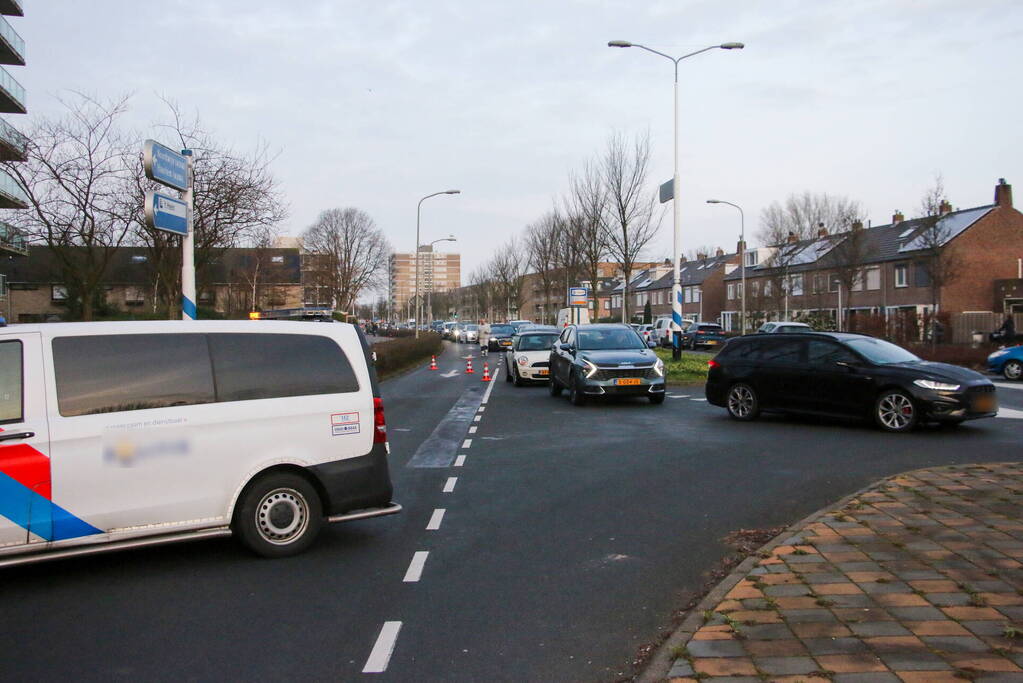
[845,338,920,365]
[490,325,514,335]
[517,334,558,351]
[577,327,646,350]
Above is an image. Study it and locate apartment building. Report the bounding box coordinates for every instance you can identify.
[388,246,461,321]
[0,0,26,307]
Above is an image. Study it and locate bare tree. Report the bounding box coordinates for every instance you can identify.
[525,212,561,323]
[490,238,527,321]
[131,101,288,314]
[231,223,282,312]
[600,131,660,323]
[821,226,875,330]
[1,92,135,320]
[684,245,718,261]
[467,265,493,322]
[758,191,863,245]
[301,208,390,315]
[913,178,962,322]
[568,161,609,312]
[919,173,948,218]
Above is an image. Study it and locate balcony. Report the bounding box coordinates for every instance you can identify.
[0,116,25,160]
[0,168,26,208]
[0,65,23,113]
[0,0,22,17]
[0,16,23,65]
[0,220,26,255]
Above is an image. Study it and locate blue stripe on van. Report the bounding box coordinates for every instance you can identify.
[0,472,103,542]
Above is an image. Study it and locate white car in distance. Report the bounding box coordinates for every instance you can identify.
[506,329,560,386]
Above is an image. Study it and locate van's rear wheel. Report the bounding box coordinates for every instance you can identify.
[234,472,323,558]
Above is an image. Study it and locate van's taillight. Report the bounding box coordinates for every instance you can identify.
[373,397,387,444]
[708,359,720,369]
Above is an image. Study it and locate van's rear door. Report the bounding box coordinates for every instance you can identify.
[0,332,53,547]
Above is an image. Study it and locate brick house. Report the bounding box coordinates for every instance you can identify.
[720,179,1023,335]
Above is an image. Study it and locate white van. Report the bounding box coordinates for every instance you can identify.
[0,320,400,567]
[556,308,589,328]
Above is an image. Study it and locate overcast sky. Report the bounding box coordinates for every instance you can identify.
[16,0,1023,284]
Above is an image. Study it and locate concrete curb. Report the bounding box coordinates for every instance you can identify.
[636,467,951,682]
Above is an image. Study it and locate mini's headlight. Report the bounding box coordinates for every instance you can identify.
[583,359,598,378]
[653,358,665,377]
[517,355,527,365]
[913,379,960,392]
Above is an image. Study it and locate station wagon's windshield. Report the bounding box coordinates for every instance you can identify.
[845,338,920,365]
[577,328,645,350]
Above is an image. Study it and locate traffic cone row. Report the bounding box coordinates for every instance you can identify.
[429,355,438,371]
[481,362,491,382]
[465,358,474,374]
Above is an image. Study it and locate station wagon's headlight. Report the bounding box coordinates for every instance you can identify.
[913,379,960,392]
[583,359,598,378]
[654,358,665,377]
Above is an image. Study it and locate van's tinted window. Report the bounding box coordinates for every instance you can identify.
[0,341,23,423]
[209,333,358,402]
[53,334,215,416]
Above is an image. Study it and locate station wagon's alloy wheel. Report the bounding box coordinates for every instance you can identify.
[1005,360,1022,381]
[726,383,759,421]
[875,390,917,432]
[234,472,323,558]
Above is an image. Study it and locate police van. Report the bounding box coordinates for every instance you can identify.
[0,320,400,567]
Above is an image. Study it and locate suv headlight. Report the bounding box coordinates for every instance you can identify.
[913,379,961,392]
[582,359,598,378]
[653,358,665,377]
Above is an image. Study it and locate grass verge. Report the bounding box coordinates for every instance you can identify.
[374,333,443,381]
[654,348,713,385]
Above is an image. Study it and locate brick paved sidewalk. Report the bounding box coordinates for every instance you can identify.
[667,463,1023,682]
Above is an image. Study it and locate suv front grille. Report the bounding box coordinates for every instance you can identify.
[594,367,656,380]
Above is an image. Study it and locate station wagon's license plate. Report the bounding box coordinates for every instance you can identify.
[973,395,997,413]
[537,369,549,376]
[615,378,642,386]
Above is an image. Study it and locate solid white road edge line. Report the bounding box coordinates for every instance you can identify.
[362,621,402,673]
[403,551,429,582]
[481,369,500,404]
[426,508,446,531]
[443,477,457,493]
[454,455,466,467]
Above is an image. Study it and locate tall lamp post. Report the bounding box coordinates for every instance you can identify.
[425,235,457,327]
[415,190,460,338]
[608,39,743,359]
[707,199,747,334]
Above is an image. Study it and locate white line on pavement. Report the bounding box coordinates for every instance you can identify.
[454,454,466,467]
[473,415,481,422]
[996,382,1023,391]
[997,407,1023,419]
[468,426,478,434]
[690,398,707,402]
[481,369,500,404]
[443,477,458,493]
[462,439,472,449]
[478,406,485,412]
[403,551,429,582]
[426,508,446,531]
[363,621,402,673]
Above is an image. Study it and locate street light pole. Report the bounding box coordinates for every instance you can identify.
[415,190,460,338]
[707,199,746,334]
[608,40,743,358]
[425,235,457,328]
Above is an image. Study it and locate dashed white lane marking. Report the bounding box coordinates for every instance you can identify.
[996,382,1023,391]
[363,621,402,673]
[478,406,485,412]
[690,398,707,402]
[468,426,478,434]
[403,551,429,582]
[443,477,458,493]
[473,415,481,422]
[426,508,446,531]
[454,455,466,467]
[481,369,500,404]
[997,407,1023,419]
[462,439,472,449]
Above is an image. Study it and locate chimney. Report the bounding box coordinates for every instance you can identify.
[786,231,798,244]
[851,220,863,231]
[996,178,1013,208]
[696,251,708,260]
[817,222,828,238]
[892,210,904,225]
[736,239,746,255]
[715,247,724,257]
[938,199,952,215]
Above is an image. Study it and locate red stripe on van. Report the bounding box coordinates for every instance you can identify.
[0,443,51,500]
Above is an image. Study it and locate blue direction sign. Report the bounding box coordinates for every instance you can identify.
[145,191,189,236]
[568,286,588,307]
[143,139,189,192]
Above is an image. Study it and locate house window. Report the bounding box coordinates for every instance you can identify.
[764,280,773,297]
[271,255,284,264]
[727,283,735,300]
[829,275,840,293]
[745,250,758,267]
[866,267,881,290]
[894,264,908,288]
[51,285,68,302]
[789,274,804,296]
[851,271,864,292]
[130,255,147,264]
[694,287,702,303]
[125,287,145,305]
[914,263,931,288]
[813,274,826,294]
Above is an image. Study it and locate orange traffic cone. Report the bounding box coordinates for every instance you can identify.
[481,362,491,382]
[465,358,474,374]
[429,356,438,371]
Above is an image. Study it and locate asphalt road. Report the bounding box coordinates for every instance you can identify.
[2,340,1022,682]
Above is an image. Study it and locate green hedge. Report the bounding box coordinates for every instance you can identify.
[374,332,443,380]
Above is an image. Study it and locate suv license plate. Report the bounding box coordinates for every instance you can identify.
[615,378,642,386]
[974,395,997,412]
